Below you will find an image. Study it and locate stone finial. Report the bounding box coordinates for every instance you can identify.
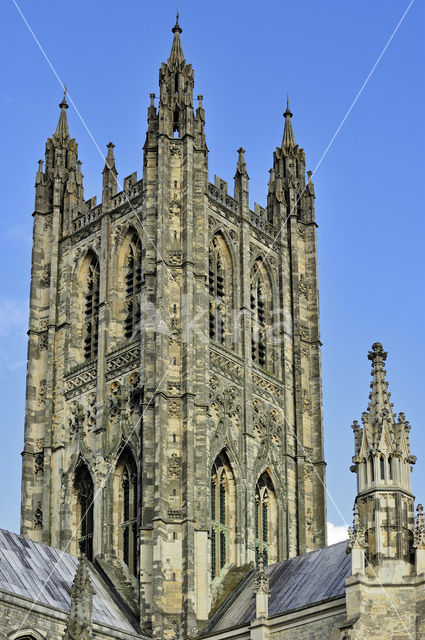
[102,142,118,203]
[235,147,249,178]
[368,342,388,365]
[63,555,96,640]
[254,553,270,619]
[168,12,184,66]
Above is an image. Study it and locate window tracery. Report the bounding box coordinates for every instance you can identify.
[116,450,138,576]
[250,260,273,371]
[255,473,277,565]
[210,451,235,579]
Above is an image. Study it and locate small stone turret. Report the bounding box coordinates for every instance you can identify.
[63,555,95,640]
[350,342,416,567]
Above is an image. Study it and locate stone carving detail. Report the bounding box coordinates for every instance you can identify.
[301,344,309,358]
[39,332,48,350]
[168,509,182,521]
[86,392,97,429]
[414,504,425,549]
[69,400,85,436]
[40,264,51,287]
[34,502,43,528]
[252,372,284,403]
[348,504,367,550]
[210,349,243,380]
[34,450,44,476]
[305,507,313,531]
[168,381,181,394]
[169,249,183,265]
[299,274,308,298]
[43,214,53,231]
[170,144,182,156]
[297,224,305,239]
[39,316,49,331]
[168,453,182,478]
[169,402,181,417]
[303,390,312,415]
[253,409,283,460]
[304,463,314,480]
[210,386,241,444]
[169,198,181,218]
[106,344,141,380]
[38,379,47,405]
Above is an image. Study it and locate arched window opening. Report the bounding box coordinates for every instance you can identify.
[211,452,235,579]
[83,254,100,361]
[255,473,276,566]
[173,106,180,136]
[369,455,375,483]
[380,456,385,481]
[116,451,138,576]
[250,261,273,371]
[124,234,142,340]
[74,464,94,561]
[209,234,232,347]
[388,456,392,480]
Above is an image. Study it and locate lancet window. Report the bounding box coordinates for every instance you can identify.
[116,451,138,576]
[83,254,100,360]
[74,464,94,561]
[250,261,273,370]
[124,233,142,339]
[255,473,277,566]
[211,452,235,579]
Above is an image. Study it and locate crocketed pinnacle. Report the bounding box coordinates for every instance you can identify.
[55,89,70,142]
[103,142,116,173]
[282,95,296,150]
[365,342,394,444]
[168,12,185,66]
[64,555,95,640]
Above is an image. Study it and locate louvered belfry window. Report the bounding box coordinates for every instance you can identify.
[124,234,142,339]
[84,254,100,360]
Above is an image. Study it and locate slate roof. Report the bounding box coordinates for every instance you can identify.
[208,540,350,632]
[0,529,145,635]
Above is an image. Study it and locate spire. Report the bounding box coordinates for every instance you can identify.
[55,88,70,143]
[282,95,296,150]
[63,556,95,640]
[168,12,185,67]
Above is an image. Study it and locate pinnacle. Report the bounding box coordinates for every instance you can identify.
[168,12,185,66]
[54,89,70,142]
[282,95,296,150]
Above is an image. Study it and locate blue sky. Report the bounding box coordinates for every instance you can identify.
[0,1,424,539]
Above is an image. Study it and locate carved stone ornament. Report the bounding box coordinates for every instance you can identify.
[299,274,308,298]
[168,453,182,478]
[86,392,97,429]
[305,507,313,531]
[34,502,43,528]
[347,504,367,550]
[169,401,181,417]
[39,332,48,350]
[414,504,425,549]
[34,450,44,476]
[170,144,182,156]
[254,554,270,595]
[39,316,49,331]
[38,379,47,405]
[69,400,85,436]
[169,249,183,265]
[43,214,53,231]
[40,264,51,288]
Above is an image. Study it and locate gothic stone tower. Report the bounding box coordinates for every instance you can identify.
[20,19,326,638]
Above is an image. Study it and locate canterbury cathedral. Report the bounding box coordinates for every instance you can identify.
[0,17,424,640]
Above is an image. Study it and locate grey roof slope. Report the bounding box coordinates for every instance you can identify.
[0,529,144,635]
[208,541,350,632]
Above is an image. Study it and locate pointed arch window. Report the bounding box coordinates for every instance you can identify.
[209,233,232,347]
[211,452,235,579]
[250,261,273,371]
[124,234,142,340]
[255,473,277,566]
[83,254,100,360]
[74,465,94,561]
[116,450,138,576]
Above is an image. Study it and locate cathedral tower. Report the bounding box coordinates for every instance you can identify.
[21,19,326,638]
